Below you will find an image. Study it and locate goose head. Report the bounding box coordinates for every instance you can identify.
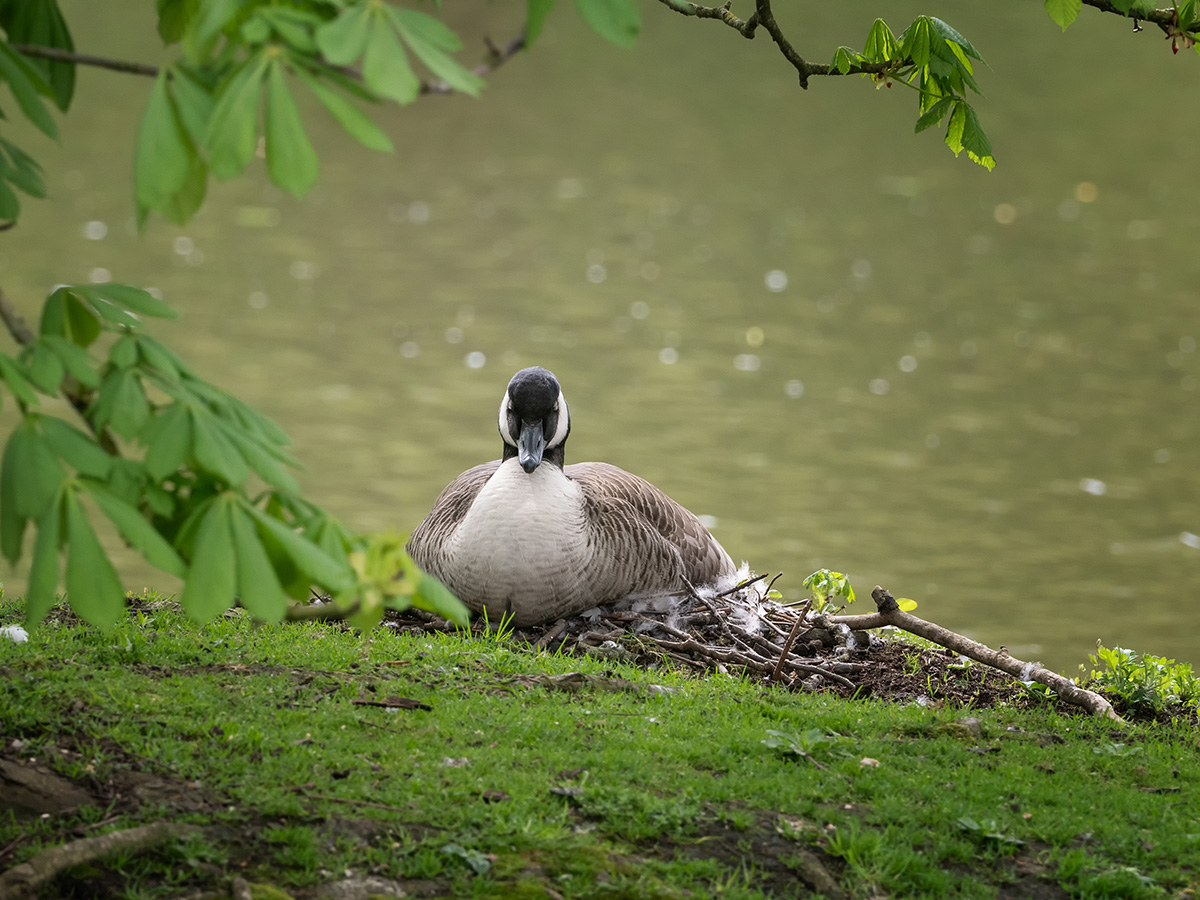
[498,367,570,473]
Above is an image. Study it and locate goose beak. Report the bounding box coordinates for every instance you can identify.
[517,421,546,473]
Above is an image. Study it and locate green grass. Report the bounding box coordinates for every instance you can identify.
[1,598,1198,899]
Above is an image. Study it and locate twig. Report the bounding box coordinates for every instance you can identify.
[821,586,1125,722]
[0,822,198,897]
[753,0,811,88]
[710,572,767,600]
[420,32,527,95]
[13,26,528,97]
[535,618,569,650]
[1082,0,1198,36]
[770,598,811,682]
[654,0,759,37]
[0,287,36,346]
[11,44,159,76]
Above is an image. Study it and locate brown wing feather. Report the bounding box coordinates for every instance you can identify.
[565,462,736,587]
[406,460,500,568]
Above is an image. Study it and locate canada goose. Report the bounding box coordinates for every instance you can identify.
[407,367,738,626]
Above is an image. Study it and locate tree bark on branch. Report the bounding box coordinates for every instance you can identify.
[822,586,1124,722]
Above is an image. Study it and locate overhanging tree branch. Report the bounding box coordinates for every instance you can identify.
[1083,0,1200,36]
[11,43,159,76]
[656,0,1197,89]
[12,31,529,95]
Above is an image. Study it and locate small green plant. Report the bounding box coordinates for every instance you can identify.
[441,842,492,875]
[803,569,856,614]
[1083,642,1199,713]
[762,728,847,766]
[955,817,1023,847]
[802,569,918,615]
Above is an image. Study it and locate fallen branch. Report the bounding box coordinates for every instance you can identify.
[822,586,1124,723]
[0,822,197,899]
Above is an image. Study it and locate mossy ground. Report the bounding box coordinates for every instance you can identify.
[1,597,1197,899]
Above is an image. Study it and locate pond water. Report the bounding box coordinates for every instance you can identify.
[2,2,1197,670]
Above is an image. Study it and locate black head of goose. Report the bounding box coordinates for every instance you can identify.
[406,367,738,626]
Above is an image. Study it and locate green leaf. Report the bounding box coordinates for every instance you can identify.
[945,100,966,155]
[293,65,393,153]
[0,177,19,221]
[0,138,46,198]
[169,65,214,145]
[1045,0,1082,31]
[135,70,194,214]
[45,289,102,347]
[109,334,139,369]
[64,487,126,628]
[191,406,249,484]
[38,289,67,338]
[362,11,421,103]
[85,283,179,319]
[830,46,857,75]
[915,96,954,134]
[240,14,271,45]
[0,354,39,406]
[390,8,484,96]
[4,0,76,110]
[205,53,268,180]
[180,496,237,621]
[75,291,142,330]
[229,504,287,620]
[526,0,557,47]
[960,103,996,170]
[217,420,299,492]
[104,457,145,505]
[0,40,58,138]
[134,334,190,379]
[85,480,186,577]
[413,571,470,626]
[41,335,100,388]
[39,415,113,478]
[863,19,898,61]
[95,369,151,440]
[157,0,199,44]
[243,501,353,592]
[142,403,192,479]
[25,341,64,392]
[0,425,31,562]
[898,17,933,68]
[264,61,319,198]
[25,488,63,624]
[1,419,64,520]
[257,6,320,53]
[183,379,291,447]
[574,0,639,49]
[162,151,208,225]
[316,4,372,65]
[929,18,985,63]
[187,0,238,49]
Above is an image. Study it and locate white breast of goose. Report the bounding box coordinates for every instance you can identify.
[441,458,592,621]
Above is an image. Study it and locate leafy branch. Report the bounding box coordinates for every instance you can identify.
[657,0,1200,169]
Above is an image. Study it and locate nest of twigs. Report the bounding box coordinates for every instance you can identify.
[382,577,1131,721]
[387,575,894,694]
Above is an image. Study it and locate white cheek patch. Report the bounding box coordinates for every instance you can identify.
[549,392,570,447]
[498,393,516,446]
